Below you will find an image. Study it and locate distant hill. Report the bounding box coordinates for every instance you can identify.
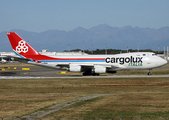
[0,24,169,52]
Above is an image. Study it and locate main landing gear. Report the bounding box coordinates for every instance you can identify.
[83,72,100,76]
[148,69,152,75]
[82,70,100,76]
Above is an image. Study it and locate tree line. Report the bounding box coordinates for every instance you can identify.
[64,49,163,54]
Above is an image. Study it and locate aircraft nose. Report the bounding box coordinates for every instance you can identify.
[157,58,168,67]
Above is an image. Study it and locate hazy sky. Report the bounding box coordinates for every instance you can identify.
[0,0,169,32]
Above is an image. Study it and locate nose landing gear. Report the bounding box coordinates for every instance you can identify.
[148,69,152,75]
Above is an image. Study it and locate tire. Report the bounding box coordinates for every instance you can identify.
[148,72,151,75]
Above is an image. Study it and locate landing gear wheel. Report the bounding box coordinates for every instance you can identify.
[148,70,152,75]
[82,72,100,76]
[83,70,92,76]
[92,73,100,76]
[83,72,90,76]
[148,72,151,75]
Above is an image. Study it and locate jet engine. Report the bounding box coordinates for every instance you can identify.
[69,64,82,72]
[94,65,106,73]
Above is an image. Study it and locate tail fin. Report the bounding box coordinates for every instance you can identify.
[7,32,40,58]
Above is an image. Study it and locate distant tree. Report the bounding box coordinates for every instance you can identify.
[64,48,162,54]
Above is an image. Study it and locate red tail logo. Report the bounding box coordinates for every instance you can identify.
[16,40,28,53]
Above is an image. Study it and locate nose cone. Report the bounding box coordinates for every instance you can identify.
[157,58,168,67]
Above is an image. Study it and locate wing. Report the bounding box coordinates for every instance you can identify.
[5,55,31,62]
[56,63,120,70]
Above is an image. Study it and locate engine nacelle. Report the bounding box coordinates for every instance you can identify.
[69,64,82,72]
[94,66,106,73]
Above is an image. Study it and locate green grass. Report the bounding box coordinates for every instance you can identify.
[47,94,169,119]
[0,70,169,119]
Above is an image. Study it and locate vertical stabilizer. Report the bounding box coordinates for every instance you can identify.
[7,32,40,58]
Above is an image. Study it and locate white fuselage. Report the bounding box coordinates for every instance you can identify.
[28,52,167,72]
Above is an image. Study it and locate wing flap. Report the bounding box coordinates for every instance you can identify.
[56,63,119,68]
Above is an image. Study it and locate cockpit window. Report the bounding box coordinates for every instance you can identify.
[152,54,156,56]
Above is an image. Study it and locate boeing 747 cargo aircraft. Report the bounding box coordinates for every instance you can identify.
[6,32,167,76]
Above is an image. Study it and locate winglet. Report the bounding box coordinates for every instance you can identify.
[7,32,40,58]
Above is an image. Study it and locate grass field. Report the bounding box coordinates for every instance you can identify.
[0,62,169,119]
[0,77,169,119]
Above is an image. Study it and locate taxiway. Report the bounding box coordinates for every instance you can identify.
[0,64,169,79]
